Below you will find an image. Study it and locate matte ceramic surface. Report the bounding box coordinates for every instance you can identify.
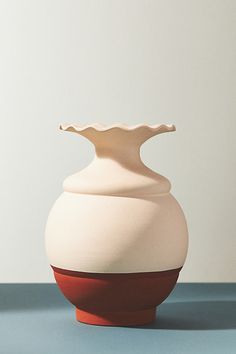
[45,123,188,325]
[45,124,188,273]
[52,265,181,326]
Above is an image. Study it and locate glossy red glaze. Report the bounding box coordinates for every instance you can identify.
[52,266,181,326]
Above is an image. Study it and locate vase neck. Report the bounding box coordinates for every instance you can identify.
[94,141,142,169]
[60,123,175,196]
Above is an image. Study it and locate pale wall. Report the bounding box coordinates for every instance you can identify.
[0,0,235,282]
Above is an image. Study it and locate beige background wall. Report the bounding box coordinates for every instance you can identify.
[0,0,235,282]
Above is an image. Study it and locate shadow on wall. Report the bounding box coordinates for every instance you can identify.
[137,301,236,330]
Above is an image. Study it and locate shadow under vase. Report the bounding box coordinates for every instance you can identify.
[138,300,236,330]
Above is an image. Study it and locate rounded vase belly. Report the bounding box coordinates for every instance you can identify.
[46,191,188,273]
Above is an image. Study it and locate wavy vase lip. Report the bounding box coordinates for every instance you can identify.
[59,123,176,134]
[59,123,176,147]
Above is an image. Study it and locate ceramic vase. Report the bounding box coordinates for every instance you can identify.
[45,123,188,326]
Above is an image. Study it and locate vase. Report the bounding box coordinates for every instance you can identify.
[45,123,188,326]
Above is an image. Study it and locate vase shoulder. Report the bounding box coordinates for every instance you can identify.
[63,160,171,196]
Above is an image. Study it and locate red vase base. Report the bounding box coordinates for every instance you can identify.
[76,307,156,326]
[52,265,181,326]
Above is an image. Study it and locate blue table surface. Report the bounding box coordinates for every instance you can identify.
[0,283,235,354]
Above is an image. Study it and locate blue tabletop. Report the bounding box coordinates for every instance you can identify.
[0,283,235,354]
